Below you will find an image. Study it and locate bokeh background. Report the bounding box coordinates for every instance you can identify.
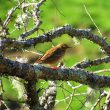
[1,0,110,109]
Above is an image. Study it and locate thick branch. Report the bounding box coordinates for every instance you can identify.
[0,55,36,80]
[1,56,110,88]
[25,79,41,110]
[2,25,110,54]
[39,81,57,110]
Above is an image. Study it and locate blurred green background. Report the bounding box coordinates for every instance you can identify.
[1,0,110,109]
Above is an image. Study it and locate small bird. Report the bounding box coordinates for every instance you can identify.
[37,43,71,66]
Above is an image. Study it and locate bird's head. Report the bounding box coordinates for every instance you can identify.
[59,43,71,50]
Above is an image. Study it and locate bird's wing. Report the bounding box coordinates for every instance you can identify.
[39,46,62,62]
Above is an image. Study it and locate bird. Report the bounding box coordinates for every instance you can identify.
[37,43,71,66]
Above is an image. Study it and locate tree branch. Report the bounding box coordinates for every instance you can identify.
[74,56,110,68]
[2,25,110,54]
[1,56,110,88]
[3,1,24,27]
[19,0,46,39]
[39,81,57,110]
[25,79,41,110]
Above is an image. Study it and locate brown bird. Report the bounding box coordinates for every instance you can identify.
[37,43,71,66]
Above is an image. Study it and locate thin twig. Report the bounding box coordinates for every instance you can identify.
[94,69,110,74]
[67,81,83,89]
[3,1,24,27]
[84,4,103,37]
[61,83,73,110]
[65,90,75,110]
[90,92,107,110]
[19,0,46,39]
[55,93,86,105]
[74,56,110,68]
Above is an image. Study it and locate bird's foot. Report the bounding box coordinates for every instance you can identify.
[51,66,59,70]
